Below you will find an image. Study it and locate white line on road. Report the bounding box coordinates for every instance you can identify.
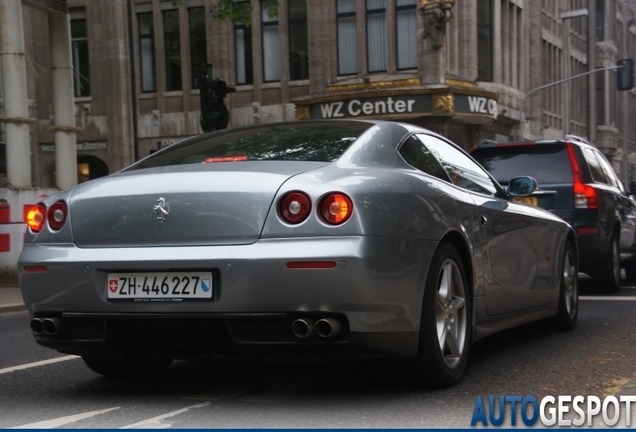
[121,402,210,429]
[580,296,636,301]
[14,407,120,429]
[0,355,79,375]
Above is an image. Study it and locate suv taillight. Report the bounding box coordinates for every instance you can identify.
[567,142,599,209]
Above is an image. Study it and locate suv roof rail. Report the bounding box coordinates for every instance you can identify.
[563,134,590,145]
[477,139,498,147]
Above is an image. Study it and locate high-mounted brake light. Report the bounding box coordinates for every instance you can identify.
[47,201,68,230]
[280,191,312,224]
[320,193,353,225]
[27,204,47,233]
[566,142,598,209]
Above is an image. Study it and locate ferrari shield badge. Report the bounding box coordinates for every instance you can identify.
[153,197,170,224]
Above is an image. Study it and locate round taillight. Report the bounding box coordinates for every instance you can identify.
[280,192,311,224]
[320,193,353,225]
[47,201,68,230]
[27,204,47,233]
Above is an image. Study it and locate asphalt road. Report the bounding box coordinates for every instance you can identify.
[1,278,635,429]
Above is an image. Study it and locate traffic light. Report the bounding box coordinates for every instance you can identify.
[617,59,634,91]
[199,75,236,133]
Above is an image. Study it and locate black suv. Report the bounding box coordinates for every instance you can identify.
[470,135,636,292]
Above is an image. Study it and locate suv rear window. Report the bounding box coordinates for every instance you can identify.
[472,144,573,184]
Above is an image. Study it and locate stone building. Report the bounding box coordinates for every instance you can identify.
[1,0,636,185]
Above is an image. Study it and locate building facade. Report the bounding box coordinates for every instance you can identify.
[1,0,636,187]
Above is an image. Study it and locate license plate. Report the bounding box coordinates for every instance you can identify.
[107,272,213,301]
[512,196,538,206]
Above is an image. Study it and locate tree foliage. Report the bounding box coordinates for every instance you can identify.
[210,0,280,27]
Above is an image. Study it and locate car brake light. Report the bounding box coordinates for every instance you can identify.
[566,142,598,209]
[27,204,47,233]
[280,191,311,224]
[320,193,353,225]
[47,201,68,230]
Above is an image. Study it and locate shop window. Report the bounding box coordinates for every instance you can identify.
[164,9,182,91]
[289,0,308,80]
[189,7,207,89]
[395,0,417,70]
[71,19,91,97]
[138,12,156,92]
[262,2,280,82]
[234,1,253,84]
[366,0,386,73]
[337,0,357,75]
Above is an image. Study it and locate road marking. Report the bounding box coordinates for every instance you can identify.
[14,407,120,429]
[0,355,79,375]
[121,402,210,429]
[580,296,636,301]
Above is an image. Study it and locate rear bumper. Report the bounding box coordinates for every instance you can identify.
[31,312,418,359]
[19,236,437,359]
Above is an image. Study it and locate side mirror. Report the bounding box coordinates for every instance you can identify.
[508,176,538,197]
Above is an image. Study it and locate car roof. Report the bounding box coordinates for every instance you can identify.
[471,135,596,152]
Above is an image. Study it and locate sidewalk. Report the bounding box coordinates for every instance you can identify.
[0,285,25,313]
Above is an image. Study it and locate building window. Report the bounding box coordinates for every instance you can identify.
[477,0,492,82]
[337,0,356,75]
[189,7,206,89]
[138,12,156,92]
[234,1,253,84]
[366,0,386,73]
[396,0,417,70]
[289,0,308,80]
[71,19,90,97]
[163,9,182,91]
[262,2,280,82]
[595,0,604,41]
[596,72,605,125]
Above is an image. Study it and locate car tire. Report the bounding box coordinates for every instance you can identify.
[593,235,620,294]
[82,355,173,379]
[412,242,471,387]
[548,242,578,331]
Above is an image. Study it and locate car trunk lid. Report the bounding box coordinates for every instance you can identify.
[70,161,325,248]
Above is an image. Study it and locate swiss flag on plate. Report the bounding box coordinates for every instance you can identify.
[109,280,118,293]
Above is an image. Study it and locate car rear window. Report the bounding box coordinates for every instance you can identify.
[471,144,573,184]
[133,122,372,169]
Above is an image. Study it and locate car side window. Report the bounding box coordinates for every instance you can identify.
[415,134,498,196]
[398,136,451,182]
[595,151,620,189]
[582,147,608,184]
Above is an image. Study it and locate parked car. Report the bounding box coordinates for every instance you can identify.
[20,120,577,387]
[471,135,636,293]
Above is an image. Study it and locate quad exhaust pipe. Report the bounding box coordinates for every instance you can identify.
[315,318,341,338]
[30,317,67,336]
[291,318,315,338]
[292,317,341,339]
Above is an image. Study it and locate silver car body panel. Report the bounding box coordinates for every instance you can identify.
[19,120,575,359]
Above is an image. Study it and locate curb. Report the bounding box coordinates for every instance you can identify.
[0,303,26,313]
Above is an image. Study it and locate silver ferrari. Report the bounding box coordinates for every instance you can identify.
[19,120,578,386]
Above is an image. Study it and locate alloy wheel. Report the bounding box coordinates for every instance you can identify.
[435,259,467,369]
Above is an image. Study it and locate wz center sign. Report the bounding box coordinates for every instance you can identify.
[308,93,498,120]
[311,95,432,119]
